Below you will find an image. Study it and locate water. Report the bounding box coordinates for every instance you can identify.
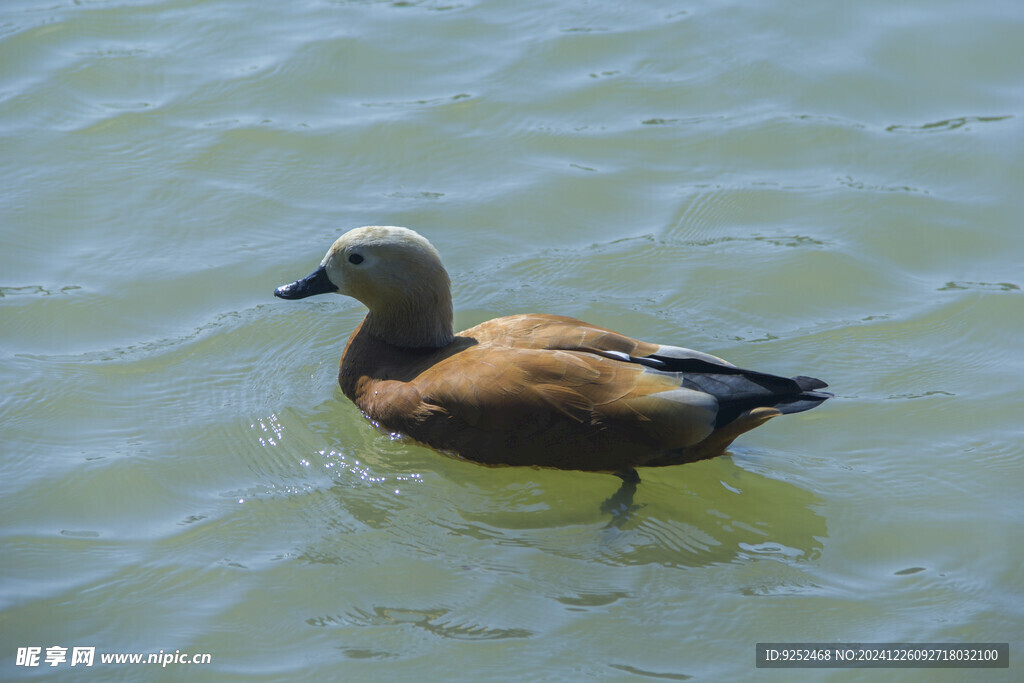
[2,0,1022,679]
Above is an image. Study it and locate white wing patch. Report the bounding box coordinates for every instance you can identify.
[655,344,735,367]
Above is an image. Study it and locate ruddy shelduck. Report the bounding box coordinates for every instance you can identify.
[275,226,830,478]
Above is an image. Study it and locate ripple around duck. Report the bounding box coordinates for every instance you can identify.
[885,114,1013,134]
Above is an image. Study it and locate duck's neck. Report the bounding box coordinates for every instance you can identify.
[361,292,455,349]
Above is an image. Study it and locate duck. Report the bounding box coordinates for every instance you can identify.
[274,226,831,480]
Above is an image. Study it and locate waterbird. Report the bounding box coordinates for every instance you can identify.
[274,226,830,484]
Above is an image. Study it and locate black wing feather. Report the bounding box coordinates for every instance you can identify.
[648,354,832,427]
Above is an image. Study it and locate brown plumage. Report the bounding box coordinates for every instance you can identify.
[275,226,831,474]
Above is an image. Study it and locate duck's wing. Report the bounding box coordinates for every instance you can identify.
[462,314,832,429]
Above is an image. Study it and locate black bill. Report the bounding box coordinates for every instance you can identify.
[274,265,338,300]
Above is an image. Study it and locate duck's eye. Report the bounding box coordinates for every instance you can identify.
[348,253,364,265]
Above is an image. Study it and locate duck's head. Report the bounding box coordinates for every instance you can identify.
[275,226,454,348]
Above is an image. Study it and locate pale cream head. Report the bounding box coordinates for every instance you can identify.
[321,226,454,348]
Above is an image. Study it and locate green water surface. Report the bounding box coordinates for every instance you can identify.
[2,0,1022,680]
